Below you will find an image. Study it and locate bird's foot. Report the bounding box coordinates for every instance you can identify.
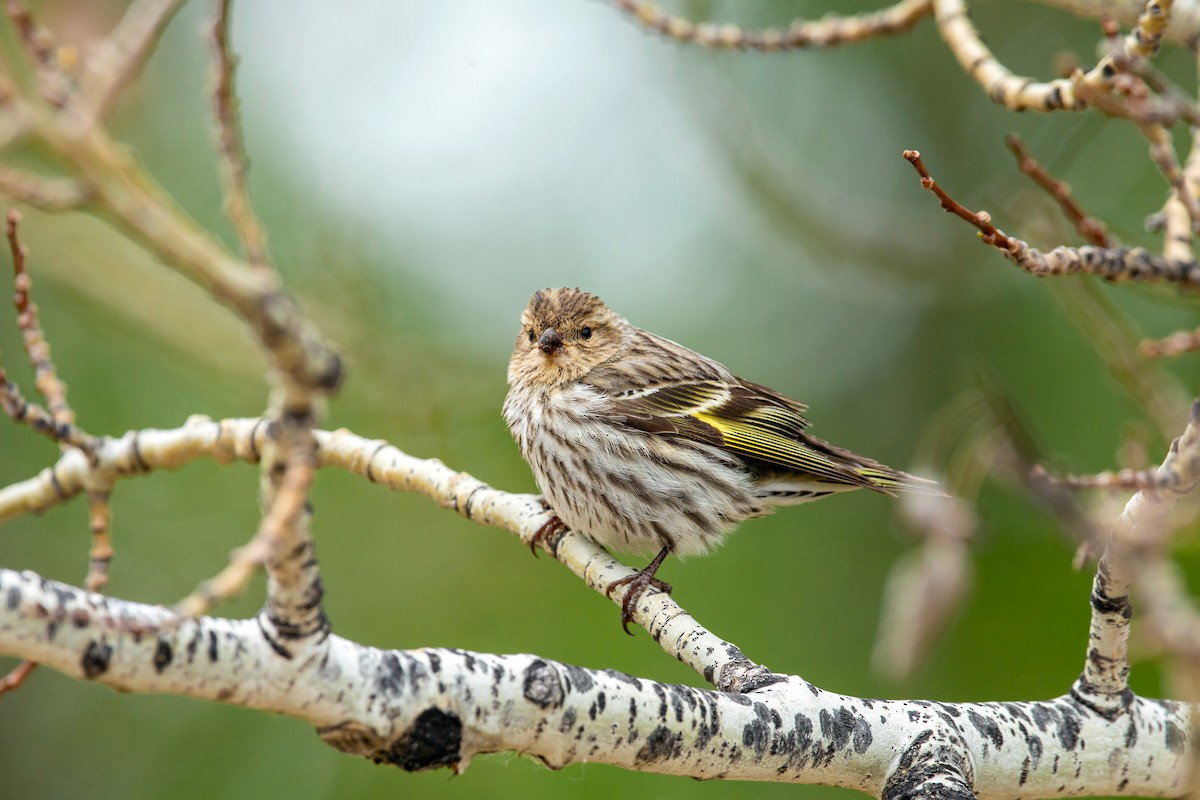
[529,514,567,557]
[604,547,672,635]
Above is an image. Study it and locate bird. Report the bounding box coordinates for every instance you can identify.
[503,287,938,634]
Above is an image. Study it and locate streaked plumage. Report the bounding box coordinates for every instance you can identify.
[503,287,936,632]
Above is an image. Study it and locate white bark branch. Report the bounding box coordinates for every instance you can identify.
[0,416,771,690]
[0,567,1188,793]
[0,411,1197,794]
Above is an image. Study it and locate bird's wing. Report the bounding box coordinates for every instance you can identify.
[599,379,883,487]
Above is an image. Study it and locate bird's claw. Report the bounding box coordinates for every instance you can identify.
[529,514,567,557]
[605,572,672,636]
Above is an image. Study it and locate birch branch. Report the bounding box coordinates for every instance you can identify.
[0,408,1196,792]
[0,416,771,691]
[0,566,1189,794]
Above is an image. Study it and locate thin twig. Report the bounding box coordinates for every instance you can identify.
[5,0,72,107]
[86,490,113,592]
[1159,125,1200,260]
[8,210,74,425]
[0,166,91,210]
[1141,327,1200,358]
[934,0,1081,111]
[174,434,315,619]
[1031,463,1163,491]
[904,149,1016,247]
[76,0,187,123]
[906,149,1200,287]
[0,659,37,696]
[208,0,268,267]
[1050,281,1189,444]
[608,0,932,50]
[1004,134,1113,247]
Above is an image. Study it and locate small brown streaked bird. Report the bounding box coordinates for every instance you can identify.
[503,287,937,633]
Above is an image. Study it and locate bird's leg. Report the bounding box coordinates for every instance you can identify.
[529,514,568,556]
[605,546,673,635]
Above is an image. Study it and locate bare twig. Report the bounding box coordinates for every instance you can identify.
[1159,126,1200,260]
[8,210,73,425]
[1126,0,1174,63]
[86,490,113,592]
[906,149,1200,287]
[1031,463,1163,491]
[1,212,93,450]
[1139,114,1200,231]
[0,165,91,210]
[1004,134,1113,247]
[0,374,91,449]
[5,1,72,107]
[75,0,187,122]
[174,425,318,625]
[934,0,1082,111]
[873,489,974,680]
[904,149,1017,246]
[0,659,37,696]
[208,0,268,267]
[608,0,932,50]
[5,209,112,602]
[1050,281,1189,443]
[1142,327,1200,357]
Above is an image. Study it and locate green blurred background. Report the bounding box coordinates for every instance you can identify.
[1,1,1197,797]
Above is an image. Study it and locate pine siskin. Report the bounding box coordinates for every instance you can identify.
[503,287,937,633]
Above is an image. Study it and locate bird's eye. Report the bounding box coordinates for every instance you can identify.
[580,326,592,340]
[527,329,536,343]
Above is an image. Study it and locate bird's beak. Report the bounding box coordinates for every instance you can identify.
[538,327,564,355]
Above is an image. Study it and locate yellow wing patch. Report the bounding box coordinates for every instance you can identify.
[691,410,870,486]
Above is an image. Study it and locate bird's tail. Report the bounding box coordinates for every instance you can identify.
[857,465,946,497]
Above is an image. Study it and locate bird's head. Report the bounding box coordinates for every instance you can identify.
[508,287,629,387]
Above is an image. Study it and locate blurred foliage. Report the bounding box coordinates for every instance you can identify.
[0,0,1195,798]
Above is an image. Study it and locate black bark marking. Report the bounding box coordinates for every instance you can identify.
[884,735,974,800]
[1090,589,1131,617]
[821,705,869,753]
[667,684,693,723]
[738,671,787,692]
[375,653,406,698]
[588,691,608,721]
[153,639,173,673]
[694,696,720,751]
[1004,703,1030,723]
[523,659,564,710]
[81,640,112,678]
[653,683,668,720]
[559,707,578,733]
[1165,720,1186,755]
[635,725,683,764]
[5,586,19,611]
[1056,706,1081,750]
[1019,756,1030,785]
[1124,719,1138,749]
[603,668,643,690]
[1031,704,1054,732]
[407,658,430,695]
[853,715,873,754]
[742,703,773,757]
[389,707,463,771]
[207,631,218,662]
[1027,734,1043,769]
[968,708,1003,751]
[795,713,814,751]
